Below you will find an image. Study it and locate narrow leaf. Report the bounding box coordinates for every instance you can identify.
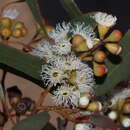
[13,112,49,130]
[0,44,44,87]
[59,0,82,18]
[95,30,130,96]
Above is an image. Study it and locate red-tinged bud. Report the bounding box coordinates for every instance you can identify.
[12,29,23,38]
[21,27,28,36]
[0,17,12,28]
[1,27,12,39]
[104,30,122,42]
[93,62,108,77]
[45,25,54,34]
[94,50,106,63]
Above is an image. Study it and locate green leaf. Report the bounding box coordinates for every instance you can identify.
[0,44,44,87]
[71,12,97,28]
[42,123,56,130]
[25,0,48,36]
[13,112,49,130]
[95,30,130,96]
[59,0,82,18]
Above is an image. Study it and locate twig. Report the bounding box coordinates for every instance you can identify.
[1,70,7,95]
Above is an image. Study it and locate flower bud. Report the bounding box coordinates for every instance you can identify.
[104,30,122,42]
[79,96,90,108]
[72,34,89,52]
[81,92,93,100]
[93,62,108,77]
[0,17,12,28]
[14,21,24,29]
[122,103,130,114]
[94,50,106,63]
[45,25,54,34]
[12,29,23,38]
[105,43,122,55]
[0,27,12,39]
[108,111,118,120]
[87,101,102,111]
[98,24,110,40]
[120,116,130,128]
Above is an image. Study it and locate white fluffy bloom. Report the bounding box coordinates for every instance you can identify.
[75,123,95,130]
[53,40,72,55]
[94,12,117,27]
[41,64,65,87]
[3,8,20,19]
[52,84,80,108]
[32,40,56,63]
[76,67,95,93]
[49,22,71,42]
[72,23,96,49]
[110,89,130,105]
[54,54,81,71]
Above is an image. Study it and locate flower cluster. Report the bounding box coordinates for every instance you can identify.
[32,12,123,109]
[33,22,96,108]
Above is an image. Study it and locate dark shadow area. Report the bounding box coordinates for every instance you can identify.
[39,0,130,33]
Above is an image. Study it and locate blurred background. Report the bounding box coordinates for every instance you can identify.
[39,0,130,33]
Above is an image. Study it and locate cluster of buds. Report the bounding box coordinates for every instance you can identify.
[7,86,35,116]
[72,12,123,77]
[0,17,28,40]
[78,92,102,112]
[106,89,130,128]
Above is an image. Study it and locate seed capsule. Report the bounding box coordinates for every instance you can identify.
[104,30,122,42]
[105,43,122,55]
[72,34,89,52]
[7,86,22,106]
[94,50,106,63]
[0,17,12,28]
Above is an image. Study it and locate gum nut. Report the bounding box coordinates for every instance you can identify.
[98,24,110,40]
[104,29,122,42]
[79,96,90,108]
[94,50,106,63]
[105,43,122,55]
[72,34,89,52]
[108,111,118,120]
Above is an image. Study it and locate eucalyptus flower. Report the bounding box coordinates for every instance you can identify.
[94,12,117,27]
[53,40,72,55]
[49,22,71,42]
[75,123,95,130]
[52,84,80,108]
